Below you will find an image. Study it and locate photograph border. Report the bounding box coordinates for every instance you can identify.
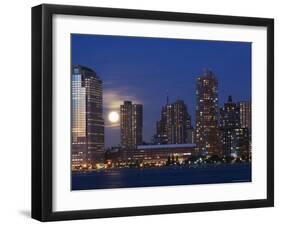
[32,4,274,221]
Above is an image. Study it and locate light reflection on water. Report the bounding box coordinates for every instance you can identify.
[72,163,251,191]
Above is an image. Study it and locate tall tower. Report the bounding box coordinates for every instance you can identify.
[219,96,240,157]
[219,96,240,129]
[238,101,251,159]
[173,100,192,144]
[120,101,143,160]
[71,65,104,167]
[238,101,251,130]
[155,106,168,144]
[155,99,192,144]
[195,70,220,156]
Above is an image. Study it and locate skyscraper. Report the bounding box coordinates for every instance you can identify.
[195,70,220,156]
[219,96,240,129]
[238,101,251,130]
[219,96,250,158]
[71,65,104,168]
[238,101,251,159]
[155,106,168,144]
[155,99,192,144]
[173,100,192,144]
[219,96,240,157]
[120,101,143,160]
[230,128,250,159]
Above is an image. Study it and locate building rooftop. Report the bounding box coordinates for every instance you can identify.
[137,143,196,150]
[73,65,101,80]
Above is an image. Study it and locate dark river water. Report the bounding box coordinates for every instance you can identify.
[72,163,251,190]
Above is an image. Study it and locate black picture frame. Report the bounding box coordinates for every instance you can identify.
[32,4,274,222]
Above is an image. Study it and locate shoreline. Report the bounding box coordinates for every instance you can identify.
[72,162,251,174]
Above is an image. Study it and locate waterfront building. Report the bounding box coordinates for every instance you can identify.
[154,106,168,144]
[219,96,240,129]
[219,96,250,158]
[173,100,192,143]
[155,99,192,144]
[195,70,220,156]
[71,65,104,168]
[219,96,240,157]
[238,101,251,130]
[230,128,250,158]
[186,128,195,143]
[134,143,196,165]
[120,101,143,160]
[238,101,251,160]
[104,146,123,164]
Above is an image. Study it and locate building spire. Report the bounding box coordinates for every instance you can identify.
[228,95,232,102]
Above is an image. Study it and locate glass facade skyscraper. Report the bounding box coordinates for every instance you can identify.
[71,65,104,168]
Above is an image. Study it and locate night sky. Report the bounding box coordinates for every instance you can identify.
[71,34,251,148]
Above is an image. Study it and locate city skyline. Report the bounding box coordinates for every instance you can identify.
[71,64,251,167]
[72,34,251,148]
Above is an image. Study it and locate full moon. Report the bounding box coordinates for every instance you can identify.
[108,111,119,123]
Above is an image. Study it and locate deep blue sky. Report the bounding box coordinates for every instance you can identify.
[72,34,251,148]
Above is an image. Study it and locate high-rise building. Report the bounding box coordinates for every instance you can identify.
[71,65,104,168]
[195,70,220,156]
[219,96,240,157]
[230,128,250,159]
[219,96,250,158]
[154,106,168,144]
[186,128,195,143]
[219,96,240,129]
[238,101,251,130]
[173,100,192,144]
[238,101,251,159]
[166,103,175,144]
[155,99,192,144]
[120,101,143,160]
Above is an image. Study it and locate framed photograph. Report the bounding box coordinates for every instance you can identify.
[32,4,274,221]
